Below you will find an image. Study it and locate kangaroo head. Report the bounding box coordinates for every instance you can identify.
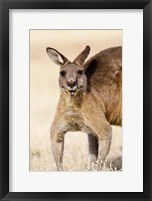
[46,46,90,97]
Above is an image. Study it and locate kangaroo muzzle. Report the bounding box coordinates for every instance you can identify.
[67,80,77,96]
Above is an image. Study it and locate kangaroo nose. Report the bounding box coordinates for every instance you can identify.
[67,80,77,89]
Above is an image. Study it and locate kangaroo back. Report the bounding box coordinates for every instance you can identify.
[84,47,122,125]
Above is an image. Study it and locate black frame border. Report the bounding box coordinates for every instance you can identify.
[0,0,152,200]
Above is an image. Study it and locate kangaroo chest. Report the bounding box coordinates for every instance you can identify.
[64,107,92,133]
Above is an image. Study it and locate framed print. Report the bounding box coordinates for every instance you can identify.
[0,0,152,201]
[30,29,122,172]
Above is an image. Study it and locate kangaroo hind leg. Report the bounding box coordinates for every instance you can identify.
[88,133,98,171]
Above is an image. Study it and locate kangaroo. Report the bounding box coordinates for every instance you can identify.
[46,45,122,171]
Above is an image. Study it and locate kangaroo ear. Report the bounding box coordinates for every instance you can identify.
[74,46,90,66]
[46,47,68,66]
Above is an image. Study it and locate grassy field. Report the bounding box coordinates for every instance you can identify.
[30,126,122,171]
[30,30,122,171]
[30,124,122,171]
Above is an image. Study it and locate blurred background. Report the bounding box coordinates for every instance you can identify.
[30,30,122,171]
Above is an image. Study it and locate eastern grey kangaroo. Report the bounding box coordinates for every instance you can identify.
[46,46,122,171]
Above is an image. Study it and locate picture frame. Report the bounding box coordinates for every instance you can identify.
[0,0,152,200]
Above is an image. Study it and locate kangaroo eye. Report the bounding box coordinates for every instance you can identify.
[77,70,84,75]
[60,70,66,77]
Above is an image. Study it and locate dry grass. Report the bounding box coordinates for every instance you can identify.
[30,30,122,171]
[30,127,122,171]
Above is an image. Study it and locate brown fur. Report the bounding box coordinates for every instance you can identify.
[46,46,122,171]
[85,47,122,126]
